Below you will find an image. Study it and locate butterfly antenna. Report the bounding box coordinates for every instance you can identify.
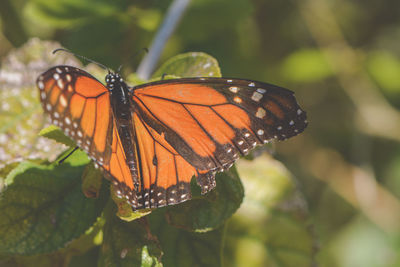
[117,47,149,73]
[53,48,110,72]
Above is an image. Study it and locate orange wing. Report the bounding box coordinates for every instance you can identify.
[37,66,113,162]
[100,120,139,206]
[37,66,138,205]
[133,78,307,170]
[132,111,216,209]
[130,77,307,209]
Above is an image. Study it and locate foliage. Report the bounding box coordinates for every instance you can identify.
[1,0,400,266]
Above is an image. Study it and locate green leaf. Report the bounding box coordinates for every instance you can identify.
[0,150,108,255]
[166,167,244,232]
[39,125,76,147]
[224,155,315,267]
[149,211,224,267]
[4,253,66,267]
[134,8,162,31]
[81,162,103,199]
[98,203,162,267]
[26,0,124,28]
[280,48,333,83]
[68,247,100,267]
[110,186,151,222]
[367,50,400,94]
[152,52,221,78]
[1,162,22,193]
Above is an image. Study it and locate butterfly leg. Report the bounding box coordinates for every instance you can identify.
[58,146,79,164]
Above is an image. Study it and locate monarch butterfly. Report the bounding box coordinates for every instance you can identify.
[36,53,307,211]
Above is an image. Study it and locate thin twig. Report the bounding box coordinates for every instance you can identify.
[136,0,192,80]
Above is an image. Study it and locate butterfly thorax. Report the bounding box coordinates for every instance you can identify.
[106,72,140,191]
[106,73,132,122]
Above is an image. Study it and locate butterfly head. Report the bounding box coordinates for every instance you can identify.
[105,72,124,91]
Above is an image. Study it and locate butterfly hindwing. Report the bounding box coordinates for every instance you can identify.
[133,112,195,208]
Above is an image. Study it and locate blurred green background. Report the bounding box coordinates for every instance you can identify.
[1,0,400,266]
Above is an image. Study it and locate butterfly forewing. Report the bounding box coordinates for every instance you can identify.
[37,66,114,163]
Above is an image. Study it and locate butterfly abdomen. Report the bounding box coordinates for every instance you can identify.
[107,74,140,191]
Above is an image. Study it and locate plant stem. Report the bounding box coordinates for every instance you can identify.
[136,0,191,80]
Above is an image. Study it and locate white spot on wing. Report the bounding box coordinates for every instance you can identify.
[57,79,64,89]
[251,91,263,102]
[256,107,266,118]
[38,81,44,90]
[229,86,239,93]
[59,94,67,107]
[257,129,264,135]
[257,88,266,94]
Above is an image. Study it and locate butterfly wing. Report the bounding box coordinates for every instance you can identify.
[132,112,196,208]
[37,66,137,205]
[37,66,113,160]
[131,77,307,209]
